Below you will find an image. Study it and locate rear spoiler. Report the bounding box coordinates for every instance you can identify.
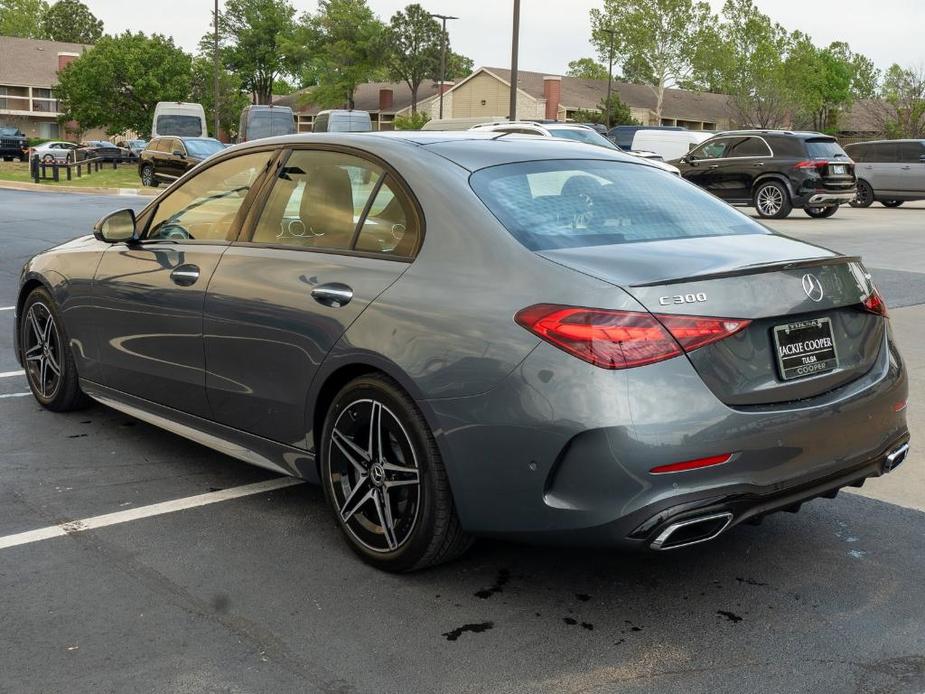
[629,255,861,288]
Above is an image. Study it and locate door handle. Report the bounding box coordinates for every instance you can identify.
[311,283,353,308]
[901,165,911,170]
[753,162,765,167]
[709,164,719,169]
[170,264,200,287]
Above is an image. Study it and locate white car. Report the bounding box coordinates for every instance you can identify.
[469,121,681,175]
[31,141,80,163]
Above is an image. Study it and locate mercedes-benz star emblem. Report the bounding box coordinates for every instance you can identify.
[802,273,824,302]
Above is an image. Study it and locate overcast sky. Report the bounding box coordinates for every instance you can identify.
[86,0,922,76]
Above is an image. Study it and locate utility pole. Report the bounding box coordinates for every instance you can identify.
[429,13,458,120]
[213,0,220,138]
[602,27,616,130]
[509,0,520,121]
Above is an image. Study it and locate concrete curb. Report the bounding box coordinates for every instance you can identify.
[0,179,160,197]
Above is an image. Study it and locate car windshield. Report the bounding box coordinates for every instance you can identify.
[157,114,203,136]
[0,127,20,136]
[549,128,619,150]
[470,159,769,251]
[805,139,848,159]
[184,139,225,158]
[247,110,294,140]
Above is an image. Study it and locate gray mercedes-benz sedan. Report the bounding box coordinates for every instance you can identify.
[14,132,909,571]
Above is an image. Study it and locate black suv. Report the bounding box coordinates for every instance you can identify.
[0,126,28,162]
[138,136,225,187]
[671,131,856,219]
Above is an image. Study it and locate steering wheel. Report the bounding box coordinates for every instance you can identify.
[157,222,193,241]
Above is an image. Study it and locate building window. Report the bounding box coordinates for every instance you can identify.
[38,122,59,139]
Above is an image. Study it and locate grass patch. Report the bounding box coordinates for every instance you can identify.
[0,160,144,189]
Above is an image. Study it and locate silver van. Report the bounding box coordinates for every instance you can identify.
[845,139,925,207]
[312,110,372,133]
[238,105,295,142]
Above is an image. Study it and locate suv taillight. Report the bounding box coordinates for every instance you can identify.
[862,288,888,317]
[514,304,750,370]
[793,160,828,170]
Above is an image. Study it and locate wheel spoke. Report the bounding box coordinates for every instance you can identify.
[42,314,55,344]
[383,461,420,489]
[45,350,60,376]
[373,489,399,550]
[332,428,370,475]
[368,401,382,463]
[27,308,42,343]
[39,356,48,397]
[24,343,42,358]
[339,478,373,523]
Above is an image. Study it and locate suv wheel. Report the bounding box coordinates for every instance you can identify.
[882,200,904,208]
[140,164,156,187]
[754,181,792,219]
[804,206,839,219]
[320,374,471,572]
[850,180,874,208]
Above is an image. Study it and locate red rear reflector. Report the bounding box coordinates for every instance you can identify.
[894,400,907,413]
[650,453,733,475]
[862,289,888,317]
[515,305,750,370]
[793,160,827,170]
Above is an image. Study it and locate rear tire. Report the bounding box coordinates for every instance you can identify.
[19,287,91,412]
[320,374,471,572]
[140,164,157,187]
[882,200,904,208]
[850,180,874,207]
[804,205,839,218]
[754,181,792,219]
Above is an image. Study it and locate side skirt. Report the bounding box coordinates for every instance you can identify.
[80,379,319,483]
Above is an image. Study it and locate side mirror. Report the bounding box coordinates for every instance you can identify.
[94,208,137,243]
[173,150,185,158]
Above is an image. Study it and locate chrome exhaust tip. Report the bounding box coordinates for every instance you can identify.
[650,512,733,551]
[884,443,910,473]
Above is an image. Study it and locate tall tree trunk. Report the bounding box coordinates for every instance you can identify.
[410,83,418,115]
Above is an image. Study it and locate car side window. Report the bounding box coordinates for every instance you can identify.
[898,141,925,163]
[691,139,729,160]
[725,136,772,158]
[145,151,273,242]
[870,143,898,163]
[250,150,420,257]
[156,138,174,153]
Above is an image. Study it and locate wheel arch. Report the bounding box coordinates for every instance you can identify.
[751,173,794,200]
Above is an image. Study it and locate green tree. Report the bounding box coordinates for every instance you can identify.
[573,95,637,126]
[41,0,102,43]
[292,0,386,109]
[385,4,442,114]
[393,111,430,130]
[54,32,192,137]
[219,0,296,105]
[0,0,47,38]
[272,77,295,95]
[445,50,473,80]
[786,36,855,132]
[567,57,609,81]
[189,55,250,139]
[590,0,712,123]
[875,64,925,139]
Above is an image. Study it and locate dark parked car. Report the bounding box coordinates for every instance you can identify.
[845,139,925,208]
[0,126,28,161]
[78,140,131,163]
[14,133,908,572]
[608,124,684,150]
[137,136,225,187]
[672,130,857,219]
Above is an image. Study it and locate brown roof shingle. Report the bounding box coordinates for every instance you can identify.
[0,35,89,88]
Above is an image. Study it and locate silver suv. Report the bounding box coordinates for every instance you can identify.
[846,139,925,207]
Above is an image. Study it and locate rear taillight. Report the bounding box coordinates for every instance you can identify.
[793,160,827,170]
[862,289,888,317]
[514,304,750,370]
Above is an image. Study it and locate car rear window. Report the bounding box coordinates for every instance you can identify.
[246,110,295,140]
[156,115,203,137]
[469,159,769,251]
[804,138,849,160]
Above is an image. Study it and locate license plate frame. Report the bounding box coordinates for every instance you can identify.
[832,164,846,175]
[773,317,839,381]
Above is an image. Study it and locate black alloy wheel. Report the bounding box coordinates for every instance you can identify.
[20,288,89,411]
[850,180,874,207]
[321,375,470,572]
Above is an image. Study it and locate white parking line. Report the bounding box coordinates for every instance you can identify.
[0,477,305,551]
[0,306,14,311]
[0,392,30,399]
[0,370,25,378]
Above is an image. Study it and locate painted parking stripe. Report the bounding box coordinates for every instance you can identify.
[0,392,30,399]
[0,477,304,551]
[0,370,25,378]
[0,306,14,311]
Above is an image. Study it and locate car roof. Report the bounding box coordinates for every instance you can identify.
[712,129,831,139]
[227,131,647,172]
[845,139,925,145]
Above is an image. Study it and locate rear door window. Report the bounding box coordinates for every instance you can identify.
[898,141,925,163]
[869,143,899,163]
[156,114,203,137]
[724,136,772,158]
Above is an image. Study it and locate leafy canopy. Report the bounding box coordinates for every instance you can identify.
[0,0,48,38]
[54,32,192,137]
[567,58,609,81]
[42,0,102,43]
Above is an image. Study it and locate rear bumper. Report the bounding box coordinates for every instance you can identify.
[799,191,856,206]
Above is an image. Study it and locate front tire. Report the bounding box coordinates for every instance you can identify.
[320,374,471,572]
[754,181,792,219]
[804,205,839,218]
[20,288,90,411]
[850,180,874,207]
[882,200,904,208]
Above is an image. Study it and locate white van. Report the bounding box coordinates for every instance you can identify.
[312,110,372,133]
[152,102,208,139]
[631,129,712,161]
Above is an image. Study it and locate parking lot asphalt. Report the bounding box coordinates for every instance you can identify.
[1,190,924,694]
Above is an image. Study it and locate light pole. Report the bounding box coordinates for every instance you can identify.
[601,27,616,130]
[429,13,458,120]
[509,0,520,121]
[213,0,220,138]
